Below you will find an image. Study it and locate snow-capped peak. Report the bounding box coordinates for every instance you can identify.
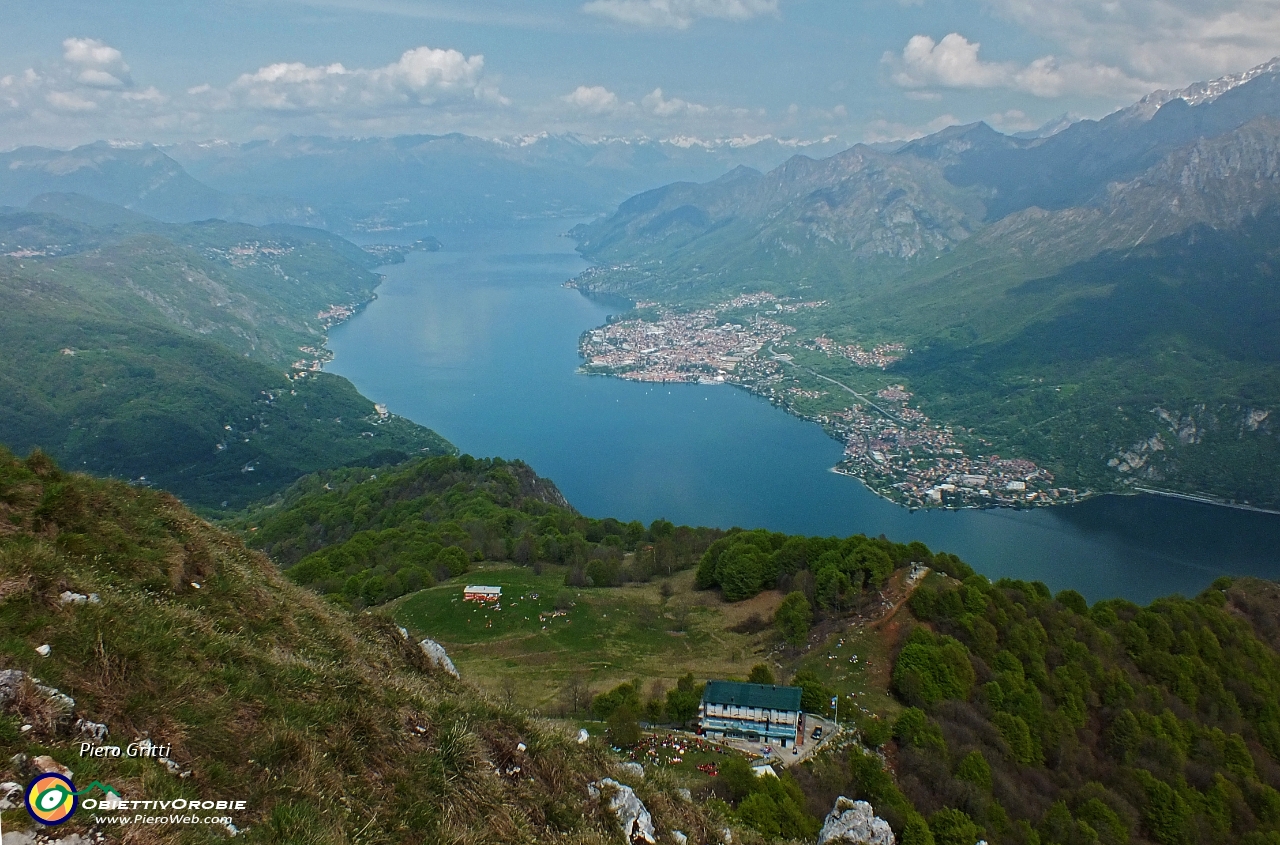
[1127,56,1280,121]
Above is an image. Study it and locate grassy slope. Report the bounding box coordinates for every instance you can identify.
[393,565,786,710]
[0,449,726,844]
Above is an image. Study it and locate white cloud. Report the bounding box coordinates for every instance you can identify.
[982,0,1280,85]
[227,46,506,113]
[0,39,171,138]
[582,0,778,30]
[563,85,619,113]
[887,33,1151,98]
[642,87,709,117]
[985,108,1040,132]
[62,37,132,88]
[862,113,960,144]
[45,90,99,113]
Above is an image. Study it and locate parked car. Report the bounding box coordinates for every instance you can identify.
[811,726,823,740]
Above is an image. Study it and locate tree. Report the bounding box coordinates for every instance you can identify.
[500,675,519,709]
[645,679,667,723]
[436,545,469,577]
[719,545,767,601]
[791,670,833,714]
[593,681,642,721]
[815,565,853,611]
[775,591,812,647]
[929,808,980,845]
[892,631,976,706]
[559,672,589,716]
[954,751,992,791]
[748,664,775,685]
[607,703,642,748]
[666,673,702,725]
[737,793,781,838]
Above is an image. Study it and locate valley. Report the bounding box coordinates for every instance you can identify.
[3,31,1280,845]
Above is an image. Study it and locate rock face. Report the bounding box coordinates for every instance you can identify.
[0,669,24,706]
[617,761,645,779]
[418,638,459,678]
[817,797,896,845]
[0,781,22,810]
[588,778,657,844]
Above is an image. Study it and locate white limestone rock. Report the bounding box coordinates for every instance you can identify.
[418,638,460,678]
[75,717,109,743]
[817,797,896,845]
[588,778,657,844]
[618,761,645,779]
[0,669,24,706]
[0,781,22,810]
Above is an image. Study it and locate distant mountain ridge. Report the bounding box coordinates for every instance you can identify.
[568,57,1280,508]
[0,132,845,237]
[573,55,1280,278]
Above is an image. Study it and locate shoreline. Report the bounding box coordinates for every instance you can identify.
[1129,486,1280,516]
[576,351,1279,520]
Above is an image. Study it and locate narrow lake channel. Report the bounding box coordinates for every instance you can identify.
[327,220,1280,603]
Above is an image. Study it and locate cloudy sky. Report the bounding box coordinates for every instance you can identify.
[2,0,1278,148]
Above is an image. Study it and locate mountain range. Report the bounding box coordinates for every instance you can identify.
[0,134,845,237]
[570,58,1280,507]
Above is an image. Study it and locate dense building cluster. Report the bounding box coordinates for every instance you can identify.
[581,292,1076,509]
[828,386,1075,508]
[809,336,906,369]
[579,296,804,383]
[203,240,295,268]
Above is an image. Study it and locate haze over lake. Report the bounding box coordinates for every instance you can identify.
[327,220,1280,604]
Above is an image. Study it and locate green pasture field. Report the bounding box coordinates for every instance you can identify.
[392,564,791,710]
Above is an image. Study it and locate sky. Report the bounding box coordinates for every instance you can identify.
[2,0,1279,148]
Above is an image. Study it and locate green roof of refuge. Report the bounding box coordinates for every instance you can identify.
[702,680,802,712]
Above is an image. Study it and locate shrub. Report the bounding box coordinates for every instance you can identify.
[929,808,981,845]
[774,591,813,647]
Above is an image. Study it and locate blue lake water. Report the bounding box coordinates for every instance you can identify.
[327,220,1280,604]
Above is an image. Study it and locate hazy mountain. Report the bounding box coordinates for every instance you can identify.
[569,57,1280,507]
[575,56,1280,292]
[165,132,848,234]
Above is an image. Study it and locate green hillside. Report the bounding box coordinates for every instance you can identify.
[0,207,452,511]
[0,449,730,844]
[234,455,1280,844]
[240,453,722,608]
[842,574,1280,845]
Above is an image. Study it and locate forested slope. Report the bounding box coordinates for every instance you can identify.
[0,204,452,511]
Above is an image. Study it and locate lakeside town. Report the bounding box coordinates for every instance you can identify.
[579,292,1081,509]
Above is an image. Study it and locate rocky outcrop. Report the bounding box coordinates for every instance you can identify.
[817,797,896,845]
[418,638,459,678]
[588,778,657,844]
[617,761,645,779]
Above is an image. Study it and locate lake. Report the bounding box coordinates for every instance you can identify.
[327,220,1280,604]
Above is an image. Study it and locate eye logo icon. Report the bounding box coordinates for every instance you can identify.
[25,773,77,825]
